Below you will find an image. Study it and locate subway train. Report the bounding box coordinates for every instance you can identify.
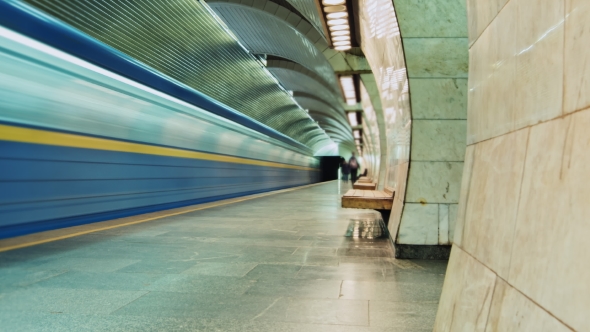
[0,1,320,239]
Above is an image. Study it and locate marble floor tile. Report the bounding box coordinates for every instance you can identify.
[116,259,217,274]
[0,311,430,332]
[336,248,392,258]
[112,292,275,319]
[0,267,67,292]
[0,287,147,315]
[146,274,256,294]
[32,271,164,291]
[31,257,141,273]
[256,297,369,326]
[181,262,258,277]
[0,182,446,331]
[340,279,443,302]
[245,264,303,279]
[245,278,341,299]
[369,300,439,328]
[296,265,397,282]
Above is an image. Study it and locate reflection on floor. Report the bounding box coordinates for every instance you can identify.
[0,181,447,331]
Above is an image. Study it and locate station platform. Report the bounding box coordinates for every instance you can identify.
[0,181,446,331]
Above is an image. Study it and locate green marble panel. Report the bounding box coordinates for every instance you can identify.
[394,0,468,37]
[404,38,469,78]
[397,203,439,245]
[410,78,468,119]
[411,120,467,161]
[405,161,464,204]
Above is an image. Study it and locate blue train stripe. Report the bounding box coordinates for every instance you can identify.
[0,139,318,238]
[0,124,318,171]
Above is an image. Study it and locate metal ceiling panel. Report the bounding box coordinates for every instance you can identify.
[284,0,325,39]
[267,67,341,107]
[21,0,332,150]
[208,3,338,90]
[295,96,350,127]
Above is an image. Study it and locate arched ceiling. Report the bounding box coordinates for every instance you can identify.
[22,0,336,152]
[282,0,326,38]
[207,0,361,151]
[208,3,338,89]
[295,96,349,125]
[268,68,341,107]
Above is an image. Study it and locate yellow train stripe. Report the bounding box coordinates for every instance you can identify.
[0,181,332,252]
[0,124,317,171]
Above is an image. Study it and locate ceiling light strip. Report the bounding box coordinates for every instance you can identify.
[318,0,352,51]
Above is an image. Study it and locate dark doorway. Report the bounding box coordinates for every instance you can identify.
[317,156,342,182]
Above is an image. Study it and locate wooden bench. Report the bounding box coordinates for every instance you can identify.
[357,177,372,183]
[353,181,377,190]
[342,186,395,210]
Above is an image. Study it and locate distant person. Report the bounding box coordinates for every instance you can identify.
[349,152,360,183]
[361,169,368,177]
[341,160,350,182]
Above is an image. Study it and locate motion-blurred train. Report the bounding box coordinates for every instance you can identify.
[0,1,320,238]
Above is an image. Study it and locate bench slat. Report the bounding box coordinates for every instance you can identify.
[341,196,394,210]
[373,191,388,198]
[353,182,377,190]
[341,189,395,210]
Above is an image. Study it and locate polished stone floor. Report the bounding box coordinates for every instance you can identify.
[0,181,447,331]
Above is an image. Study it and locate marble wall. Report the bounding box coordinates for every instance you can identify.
[360,82,381,179]
[435,0,590,330]
[358,0,411,239]
[393,0,468,247]
[357,0,468,252]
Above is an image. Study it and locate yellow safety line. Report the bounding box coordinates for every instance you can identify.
[0,124,317,171]
[0,181,333,253]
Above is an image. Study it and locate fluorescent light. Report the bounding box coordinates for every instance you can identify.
[322,0,345,5]
[354,130,360,138]
[329,25,350,31]
[331,30,350,36]
[324,5,346,12]
[335,45,351,51]
[340,75,357,102]
[327,19,348,26]
[332,36,350,41]
[333,41,351,46]
[348,112,358,126]
[327,12,348,19]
